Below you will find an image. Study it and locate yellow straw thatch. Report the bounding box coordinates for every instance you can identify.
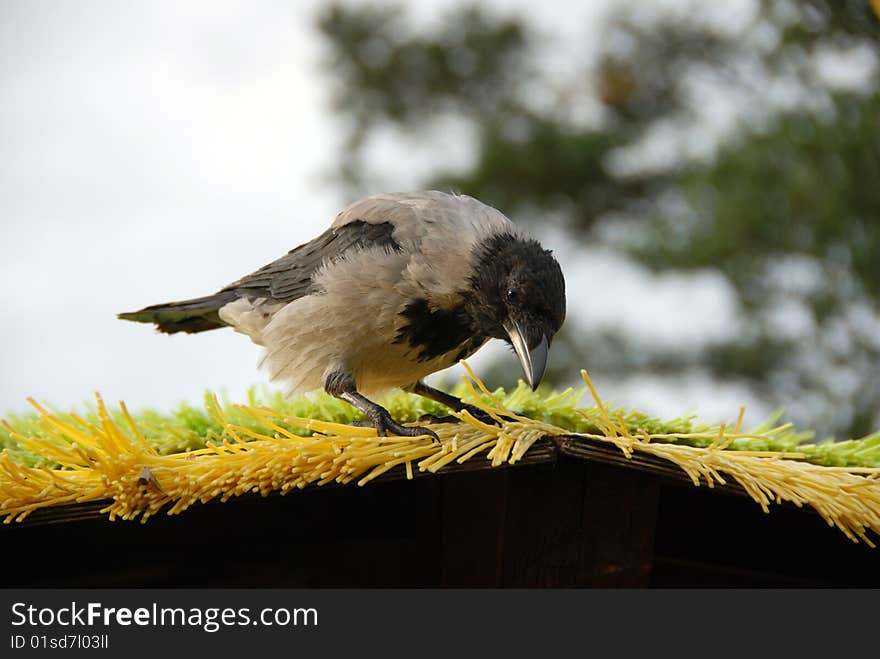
[1,365,879,546]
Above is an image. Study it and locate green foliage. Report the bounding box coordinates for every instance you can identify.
[317,3,527,186]
[319,3,525,125]
[436,116,647,231]
[645,94,880,296]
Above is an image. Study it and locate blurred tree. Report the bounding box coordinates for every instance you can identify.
[316,0,880,438]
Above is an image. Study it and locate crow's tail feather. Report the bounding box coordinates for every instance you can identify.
[118,291,238,334]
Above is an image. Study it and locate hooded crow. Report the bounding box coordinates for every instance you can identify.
[119,191,566,440]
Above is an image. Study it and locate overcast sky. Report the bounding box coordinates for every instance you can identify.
[1,0,766,424]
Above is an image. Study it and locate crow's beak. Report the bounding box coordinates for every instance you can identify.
[504,321,549,391]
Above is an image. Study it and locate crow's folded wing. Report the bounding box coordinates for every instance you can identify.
[222,220,400,303]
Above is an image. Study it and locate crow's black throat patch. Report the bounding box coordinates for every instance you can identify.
[395,299,475,362]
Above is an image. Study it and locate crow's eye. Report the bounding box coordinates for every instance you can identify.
[506,288,518,302]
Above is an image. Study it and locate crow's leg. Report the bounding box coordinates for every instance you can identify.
[406,380,509,426]
[324,370,439,441]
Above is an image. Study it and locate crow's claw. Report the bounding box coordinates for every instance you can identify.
[458,403,517,426]
[368,410,440,443]
[349,418,439,442]
[419,406,517,427]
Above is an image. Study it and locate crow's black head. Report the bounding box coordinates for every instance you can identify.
[465,233,566,389]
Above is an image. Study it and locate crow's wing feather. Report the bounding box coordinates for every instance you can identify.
[222,220,400,303]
